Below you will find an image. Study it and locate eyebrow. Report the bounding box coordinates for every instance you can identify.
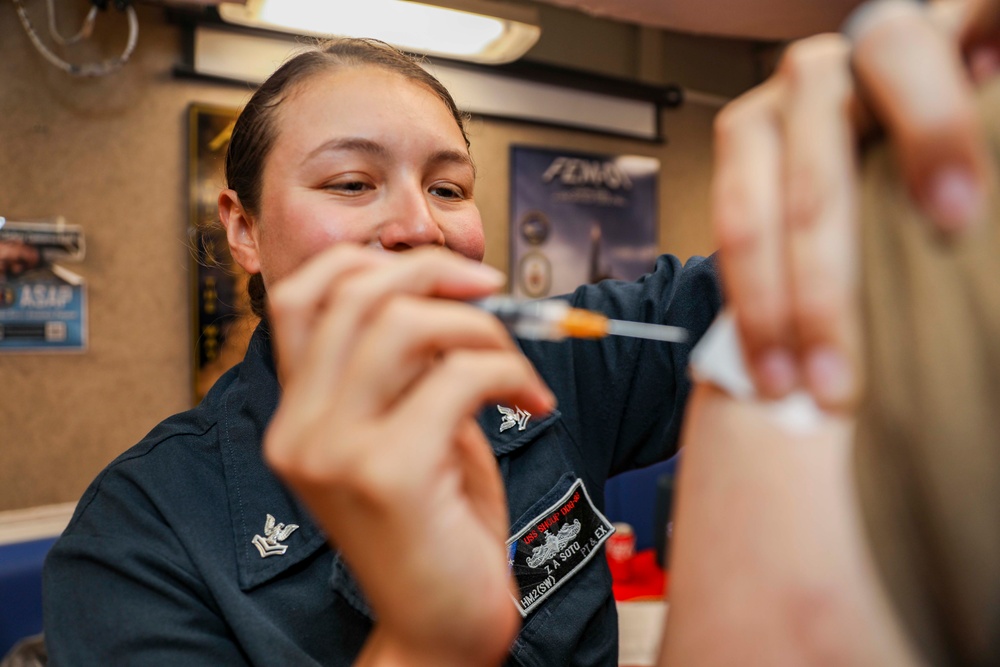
[305,137,391,162]
[426,148,477,177]
[304,138,475,175]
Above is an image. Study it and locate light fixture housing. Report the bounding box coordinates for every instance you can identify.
[216,0,541,64]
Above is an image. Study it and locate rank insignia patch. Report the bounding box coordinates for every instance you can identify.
[506,479,614,617]
[498,404,531,433]
[252,513,299,558]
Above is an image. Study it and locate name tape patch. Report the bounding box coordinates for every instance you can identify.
[506,478,614,617]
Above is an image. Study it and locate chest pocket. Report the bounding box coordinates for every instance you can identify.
[506,473,618,667]
[507,475,614,617]
[481,407,620,667]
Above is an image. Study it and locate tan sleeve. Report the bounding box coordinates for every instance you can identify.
[855,78,1000,666]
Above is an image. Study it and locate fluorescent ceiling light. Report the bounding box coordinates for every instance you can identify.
[217,0,541,64]
[192,26,660,140]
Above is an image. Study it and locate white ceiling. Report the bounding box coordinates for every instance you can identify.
[531,0,861,40]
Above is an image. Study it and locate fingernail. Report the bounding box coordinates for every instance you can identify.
[805,347,853,406]
[926,166,984,232]
[970,47,1000,84]
[755,348,797,396]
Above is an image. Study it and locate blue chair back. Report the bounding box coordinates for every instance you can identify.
[603,454,679,553]
[0,538,56,658]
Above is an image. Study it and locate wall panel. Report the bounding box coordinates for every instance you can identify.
[0,3,751,511]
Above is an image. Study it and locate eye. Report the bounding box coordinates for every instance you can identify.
[324,179,374,194]
[430,183,466,200]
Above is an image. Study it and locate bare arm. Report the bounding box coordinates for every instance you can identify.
[659,384,920,666]
[659,3,1000,659]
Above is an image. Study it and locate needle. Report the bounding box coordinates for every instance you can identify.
[603,318,689,343]
[474,296,689,344]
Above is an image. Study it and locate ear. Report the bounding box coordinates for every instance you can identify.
[218,189,262,275]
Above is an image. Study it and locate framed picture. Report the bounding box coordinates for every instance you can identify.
[509,145,659,298]
[188,103,257,402]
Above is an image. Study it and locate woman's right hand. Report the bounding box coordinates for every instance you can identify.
[261,245,555,667]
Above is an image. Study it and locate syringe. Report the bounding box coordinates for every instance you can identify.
[475,296,689,343]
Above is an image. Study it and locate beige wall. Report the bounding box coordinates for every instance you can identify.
[0,3,758,511]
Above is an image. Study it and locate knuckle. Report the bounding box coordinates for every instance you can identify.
[329,273,369,311]
[785,168,828,231]
[713,197,762,254]
[780,34,849,84]
[261,429,292,474]
[952,104,979,132]
[263,429,335,486]
[778,41,812,82]
[379,294,413,325]
[350,456,404,507]
[306,440,370,491]
[922,104,979,142]
[735,285,791,344]
[714,93,765,143]
[514,352,539,381]
[264,409,368,490]
[266,280,298,314]
[741,296,790,338]
[713,105,739,142]
[480,310,515,345]
[440,349,478,377]
[793,290,844,339]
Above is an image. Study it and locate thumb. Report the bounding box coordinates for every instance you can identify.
[852,0,991,233]
[956,0,1000,81]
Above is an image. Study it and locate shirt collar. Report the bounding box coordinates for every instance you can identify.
[219,324,328,591]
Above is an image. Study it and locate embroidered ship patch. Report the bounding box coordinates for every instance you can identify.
[506,479,614,617]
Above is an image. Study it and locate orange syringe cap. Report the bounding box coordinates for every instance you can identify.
[559,308,610,339]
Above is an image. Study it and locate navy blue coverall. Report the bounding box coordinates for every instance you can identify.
[44,253,721,666]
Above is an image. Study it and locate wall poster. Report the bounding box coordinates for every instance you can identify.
[509,146,659,299]
[189,103,257,402]
[0,217,87,352]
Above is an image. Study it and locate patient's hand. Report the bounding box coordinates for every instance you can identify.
[713,0,1000,413]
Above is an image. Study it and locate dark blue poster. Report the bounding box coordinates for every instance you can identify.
[510,146,659,298]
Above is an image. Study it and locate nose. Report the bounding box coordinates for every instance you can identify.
[377,186,446,252]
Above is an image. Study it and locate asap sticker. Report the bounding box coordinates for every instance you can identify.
[506,479,614,617]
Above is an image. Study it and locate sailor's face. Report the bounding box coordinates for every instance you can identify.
[250,66,485,287]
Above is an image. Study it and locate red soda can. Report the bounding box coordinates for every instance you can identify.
[606,522,636,582]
